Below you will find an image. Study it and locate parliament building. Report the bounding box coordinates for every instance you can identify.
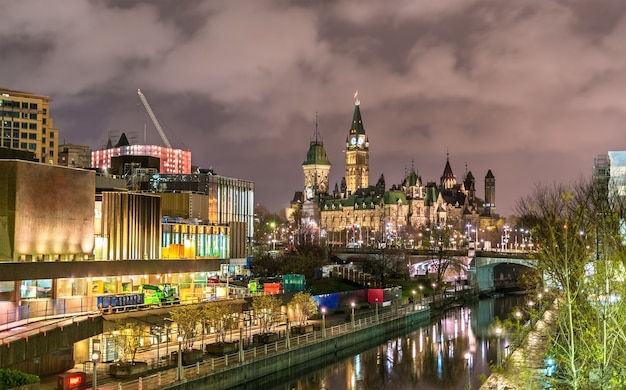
[290,95,497,247]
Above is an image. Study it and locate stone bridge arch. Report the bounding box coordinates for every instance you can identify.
[471,256,538,293]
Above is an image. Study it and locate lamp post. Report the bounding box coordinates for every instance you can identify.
[419,285,423,306]
[412,290,416,311]
[177,335,184,381]
[321,307,326,338]
[91,351,100,390]
[495,327,502,368]
[515,310,522,341]
[375,298,379,322]
[351,302,356,329]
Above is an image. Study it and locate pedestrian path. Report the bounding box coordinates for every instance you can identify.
[481,299,557,390]
[38,305,421,389]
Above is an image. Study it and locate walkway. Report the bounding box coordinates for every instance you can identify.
[481,299,558,390]
[40,303,427,390]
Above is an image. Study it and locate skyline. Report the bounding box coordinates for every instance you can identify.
[3,1,626,217]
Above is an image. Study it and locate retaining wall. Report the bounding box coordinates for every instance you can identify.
[161,308,430,389]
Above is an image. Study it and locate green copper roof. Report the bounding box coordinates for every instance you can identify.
[405,170,419,187]
[383,191,408,205]
[349,103,366,136]
[303,116,331,166]
[302,142,331,166]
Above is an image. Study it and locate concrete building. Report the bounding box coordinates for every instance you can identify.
[58,143,92,168]
[0,88,60,164]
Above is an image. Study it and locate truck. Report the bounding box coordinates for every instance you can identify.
[139,283,180,305]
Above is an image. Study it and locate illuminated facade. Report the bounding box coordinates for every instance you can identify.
[144,172,255,256]
[0,88,60,164]
[100,192,162,260]
[91,144,192,174]
[290,96,496,244]
[0,160,95,262]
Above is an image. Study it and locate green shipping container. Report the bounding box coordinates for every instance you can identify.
[283,274,306,292]
[248,279,259,294]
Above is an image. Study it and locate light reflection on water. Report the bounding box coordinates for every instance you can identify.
[284,295,527,390]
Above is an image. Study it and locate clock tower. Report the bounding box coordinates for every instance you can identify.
[345,92,369,195]
[302,115,331,200]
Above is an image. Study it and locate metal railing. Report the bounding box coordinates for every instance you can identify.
[95,305,426,390]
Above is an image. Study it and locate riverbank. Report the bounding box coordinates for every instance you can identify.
[481,298,558,389]
[71,304,429,389]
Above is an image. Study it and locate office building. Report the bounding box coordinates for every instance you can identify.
[0,88,59,164]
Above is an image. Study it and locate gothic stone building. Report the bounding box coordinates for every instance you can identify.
[290,95,496,245]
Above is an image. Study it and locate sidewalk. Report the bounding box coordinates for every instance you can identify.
[37,308,376,390]
[481,299,557,389]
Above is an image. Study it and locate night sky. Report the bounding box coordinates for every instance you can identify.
[3,0,626,217]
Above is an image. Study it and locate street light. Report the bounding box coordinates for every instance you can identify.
[351,302,356,329]
[515,310,522,335]
[177,335,184,381]
[419,285,423,306]
[375,298,379,322]
[91,351,100,390]
[321,307,326,338]
[495,327,502,368]
[412,290,416,311]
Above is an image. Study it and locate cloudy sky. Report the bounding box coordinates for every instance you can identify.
[3,0,626,217]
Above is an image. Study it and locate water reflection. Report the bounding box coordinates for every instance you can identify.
[285,295,526,390]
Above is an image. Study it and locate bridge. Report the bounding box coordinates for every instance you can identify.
[330,248,538,293]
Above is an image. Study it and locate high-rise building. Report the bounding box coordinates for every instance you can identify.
[0,88,59,164]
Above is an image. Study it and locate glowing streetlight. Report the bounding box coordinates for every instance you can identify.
[177,335,184,381]
[91,351,100,390]
[375,298,379,322]
[351,302,356,329]
[419,285,424,305]
[412,290,416,310]
[495,327,503,368]
[321,307,326,338]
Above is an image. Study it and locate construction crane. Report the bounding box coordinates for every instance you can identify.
[137,88,172,148]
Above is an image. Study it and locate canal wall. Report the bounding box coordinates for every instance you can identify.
[161,308,430,389]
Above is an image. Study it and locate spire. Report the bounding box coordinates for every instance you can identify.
[349,96,366,135]
[441,151,456,190]
[313,112,321,144]
[303,114,330,166]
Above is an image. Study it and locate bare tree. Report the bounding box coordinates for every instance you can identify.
[517,179,626,388]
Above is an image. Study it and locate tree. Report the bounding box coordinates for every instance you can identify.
[111,320,144,364]
[170,305,200,350]
[251,294,282,335]
[202,303,238,344]
[288,292,318,326]
[516,180,626,389]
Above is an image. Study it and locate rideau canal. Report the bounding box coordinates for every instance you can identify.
[259,295,526,390]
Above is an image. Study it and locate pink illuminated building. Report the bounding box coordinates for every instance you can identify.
[92,142,191,174]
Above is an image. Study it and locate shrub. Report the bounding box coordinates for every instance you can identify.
[0,368,39,389]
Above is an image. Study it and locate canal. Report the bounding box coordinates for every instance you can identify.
[265,295,526,390]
